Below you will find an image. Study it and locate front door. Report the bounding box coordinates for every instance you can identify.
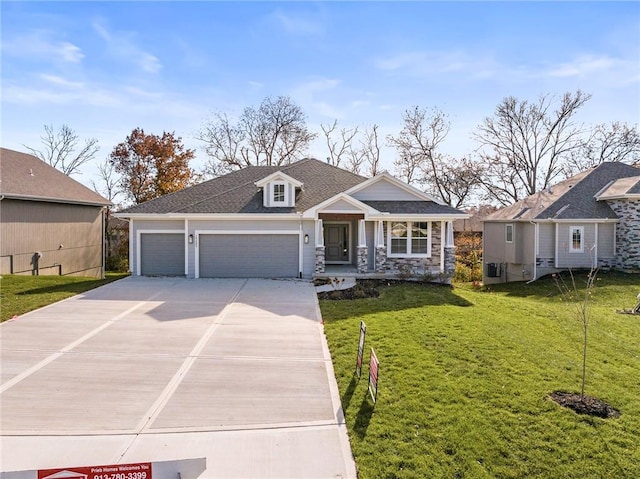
[325,224,349,263]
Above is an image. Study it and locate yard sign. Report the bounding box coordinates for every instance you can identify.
[368,348,379,403]
[355,321,366,378]
[38,462,152,479]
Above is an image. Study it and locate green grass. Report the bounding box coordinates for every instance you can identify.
[320,272,640,478]
[1,273,129,322]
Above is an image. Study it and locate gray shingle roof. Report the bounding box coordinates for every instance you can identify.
[0,148,110,206]
[120,158,368,214]
[362,201,466,216]
[485,162,640,221]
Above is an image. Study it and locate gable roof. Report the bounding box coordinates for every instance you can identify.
[120,158,367,214]
[485,162,640,222]
[254,171,303,188]
[0,147,110,206]
[345,171,444,204]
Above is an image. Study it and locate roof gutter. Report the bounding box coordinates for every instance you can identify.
[1,193,111,207]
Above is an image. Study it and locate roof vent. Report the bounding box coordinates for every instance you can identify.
[29,169,34,177]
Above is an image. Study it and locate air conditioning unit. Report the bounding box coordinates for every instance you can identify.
[487,262,500,278]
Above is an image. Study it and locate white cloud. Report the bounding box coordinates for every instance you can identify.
[270,9,325,35]
[91,20,162,74]
[40,74,84,89]
[375,50,497,78]
[547,54,638,82]
[2,31,84,64]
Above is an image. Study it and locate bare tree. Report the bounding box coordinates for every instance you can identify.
[421,156,484,209]
[474,90,591,206]
[554,268,598,402]
[387,106,480,206]
[198,96,317,176]
[566,122,640,175]
[321,119,359,168]
[92,159,123,265]
[25,124,99,176]
[320,120,382,177]
[361,124,382,177]
[387,106,450,186]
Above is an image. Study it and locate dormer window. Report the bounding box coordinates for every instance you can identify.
[273,183,285,203]
[255,171,303,208]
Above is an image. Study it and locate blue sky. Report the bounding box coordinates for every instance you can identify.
[2,1,639,189]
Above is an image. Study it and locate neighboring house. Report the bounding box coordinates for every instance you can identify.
[116,158,467,281]
[482,162,640,284]
[453,205,497,238]
[0,148,111,278]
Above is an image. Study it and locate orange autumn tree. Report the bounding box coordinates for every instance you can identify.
[110,128,195,204]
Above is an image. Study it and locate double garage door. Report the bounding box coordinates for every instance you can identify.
[199,234,299,278]
[138,232,299,278]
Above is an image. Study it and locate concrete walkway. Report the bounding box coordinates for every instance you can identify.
[0,277,356,478]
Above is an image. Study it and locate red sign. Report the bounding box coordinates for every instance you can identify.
[368,348,379,403]
[38,462,152,479]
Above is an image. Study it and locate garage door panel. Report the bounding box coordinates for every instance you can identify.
[199,235,298,278]
[141,233,184,276]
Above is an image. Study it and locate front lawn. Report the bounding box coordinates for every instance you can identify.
[0,273,129,322]
[320,272,640,478]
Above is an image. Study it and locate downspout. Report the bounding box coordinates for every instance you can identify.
[526,221,537,284]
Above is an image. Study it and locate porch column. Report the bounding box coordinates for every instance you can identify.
[315,219,325,274]
[357,219,368,274]
[443,221,455,283]
[375,220,386,273]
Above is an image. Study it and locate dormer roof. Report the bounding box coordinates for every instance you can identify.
[254,171,303,189]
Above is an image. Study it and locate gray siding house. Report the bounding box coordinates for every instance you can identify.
[116,158,467,281]
[0,148,111,278]
[483,162,640,284]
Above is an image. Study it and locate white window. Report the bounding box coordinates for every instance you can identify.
[273,183,285,203]
[505,224,514,243]
[388,221,431,257]
[569,226,584,253]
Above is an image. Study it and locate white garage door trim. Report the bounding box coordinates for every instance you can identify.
[136,229,186,276]
[194,230,302,279]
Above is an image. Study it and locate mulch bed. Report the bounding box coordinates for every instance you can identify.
[316,281,380,300]
[316,278,451,300]
[549,391,620,418]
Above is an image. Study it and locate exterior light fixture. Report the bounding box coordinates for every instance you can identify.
[304,234,309,244]
[188,234,194,244]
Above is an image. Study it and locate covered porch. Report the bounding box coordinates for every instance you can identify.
[312,215,456,281]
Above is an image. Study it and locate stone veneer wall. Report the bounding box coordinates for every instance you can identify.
[444,246,455,276]
[384,223,445,279]
[607,199,640,272]
[315,246,325,274]
[357,246,368,273]
[375,246,386,273]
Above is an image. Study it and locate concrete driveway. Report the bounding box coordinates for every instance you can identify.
[0,277,356,478]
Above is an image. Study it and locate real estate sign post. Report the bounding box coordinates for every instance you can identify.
[355,321,366,378]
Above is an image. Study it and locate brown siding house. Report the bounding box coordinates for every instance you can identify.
[0,148,111,277]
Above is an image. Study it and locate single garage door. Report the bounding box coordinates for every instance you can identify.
[140,233,184,276]
[199,234,299,278]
